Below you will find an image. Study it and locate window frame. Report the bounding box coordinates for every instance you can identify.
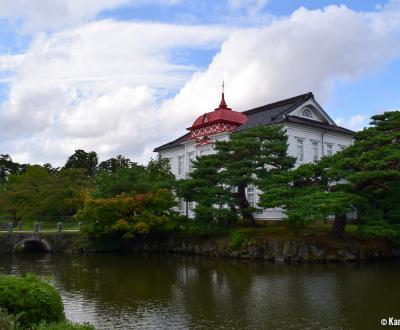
[326,143,333,156]
[246,186,256,207]
[187,152,195,172]
[296,138,304,162]
[312,141,319,162]
[301,107,313,119]
[177,155,184,175]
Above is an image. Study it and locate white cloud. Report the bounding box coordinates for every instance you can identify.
[0,20,230,164]
[160,5,400,132]
[228,0,270,16]
[1,4,400,165]
[0,0,181,31]
[336,115,367,131]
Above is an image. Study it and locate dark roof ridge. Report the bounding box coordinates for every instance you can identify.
[242,92,313,115]
[284,115,354,134]
[153,132,190,152]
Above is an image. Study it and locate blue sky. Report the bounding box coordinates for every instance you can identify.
[0,0,399,165]
[101,0,386,21]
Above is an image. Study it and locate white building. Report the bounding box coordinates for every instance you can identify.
[154,92,354,220]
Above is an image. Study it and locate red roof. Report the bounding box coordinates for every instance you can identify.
[188,93,248,130]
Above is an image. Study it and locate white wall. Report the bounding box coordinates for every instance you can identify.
[253,123,353,220]
[159,123,353,220]
[285,123,353,167]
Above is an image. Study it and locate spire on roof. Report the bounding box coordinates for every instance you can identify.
[218,80,228,109]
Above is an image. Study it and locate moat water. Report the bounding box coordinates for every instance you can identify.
[0,253,398,330]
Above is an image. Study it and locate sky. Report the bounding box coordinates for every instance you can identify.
[0,0,399,166]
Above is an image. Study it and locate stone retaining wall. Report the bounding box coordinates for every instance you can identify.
[109,236,400,263]
[1,232,398,263]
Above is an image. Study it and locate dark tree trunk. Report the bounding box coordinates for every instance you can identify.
[330,214,347,238]
[237,184,256,226]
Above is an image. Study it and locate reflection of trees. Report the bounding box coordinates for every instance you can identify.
[335,262,400,330]
[51,253,181,306]
[0,254,398,329]
[174,257,256,329]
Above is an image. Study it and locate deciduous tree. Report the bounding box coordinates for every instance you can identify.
[98,155,133,173]
[0,166,91,221]
[64,149,98,176]
[0,154,26,186]
[77,188,178,239]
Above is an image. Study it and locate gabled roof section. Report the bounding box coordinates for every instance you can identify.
[153,92,354,152]
[235,92,313,131]
[280,115,354,135]
[153,132,190,152]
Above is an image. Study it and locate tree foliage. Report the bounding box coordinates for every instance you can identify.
[94,164,148,198]
[146,155,175,189]
[93,155,175,198]
[77,154,178,239]
[259,162,364,235]
[77,188,178,239]
[0,154,26,186]
[177,125,295,225]
[178,153,235,225]
[97,155,133,173]
[260,111,400,238]
[0,166,91,221]
[327,111,400,237]
[64,150,98,176]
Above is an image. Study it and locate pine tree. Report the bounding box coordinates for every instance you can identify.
[178,125,295,225]
[328,111,400,235]
[177,153,236,224]
[260,111,400,238]
[259,161,363,236]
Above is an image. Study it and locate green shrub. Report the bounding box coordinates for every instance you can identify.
[0,307,19,330]
[358,224,400,245]
[0,274,64,328]
[184,219,230,237]
[229,229,246,248]
[34,321,95,330]
[229,229,256,248]
[77,189,179,240]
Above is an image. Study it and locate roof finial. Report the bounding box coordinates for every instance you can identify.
[219,80,227,108]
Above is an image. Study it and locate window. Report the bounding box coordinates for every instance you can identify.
[326,144,333,156]
[296,138,304,162]
[338,145,346,151]
[302,108,313,118]
[187,152,195,172]
[200,149,210,156]
[312,141,319,162]
[178,156,184,175]
[177,198,184,212]
[247,186,256,207]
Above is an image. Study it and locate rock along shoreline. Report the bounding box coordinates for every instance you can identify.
[1,232,399,263]
[87,235,400,263]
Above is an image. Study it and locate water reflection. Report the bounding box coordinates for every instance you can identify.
[0,253,398,330]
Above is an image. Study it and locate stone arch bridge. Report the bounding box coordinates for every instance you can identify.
[0,232,79,253]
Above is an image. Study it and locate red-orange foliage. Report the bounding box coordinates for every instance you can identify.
[76,188,179,239]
